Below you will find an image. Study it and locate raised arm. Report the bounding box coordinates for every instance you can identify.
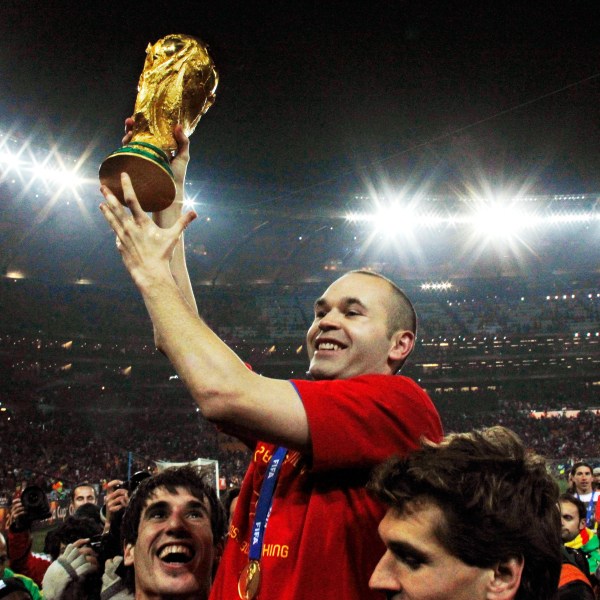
[122,118,198,327]
[99,135,310,453]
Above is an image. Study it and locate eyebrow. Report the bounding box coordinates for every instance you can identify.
[387,540,430,564]
[143,499,208,517]
[314,296,369,311]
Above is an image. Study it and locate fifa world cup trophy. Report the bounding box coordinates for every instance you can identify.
[99,34,218,212]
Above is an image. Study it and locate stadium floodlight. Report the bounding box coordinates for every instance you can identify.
[344,211,373,223]
[30,161,86,188]
[547,212,596,225]
[467,201,533,238]
[183,193,198,211]
[5,270,25,279]
[0,150,23,171]
[420,282,453,291]
[372,203,421,237]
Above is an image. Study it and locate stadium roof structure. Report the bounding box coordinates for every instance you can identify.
[1,128,600,290]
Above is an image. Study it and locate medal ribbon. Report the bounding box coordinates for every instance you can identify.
[249,446,287,561]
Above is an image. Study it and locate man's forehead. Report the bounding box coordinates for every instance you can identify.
[381,499,444,537]
[318,273,392,304]
[560,500,579,515]
[143,486,208,509]
[75,485,95,496]
[378,501,452,565]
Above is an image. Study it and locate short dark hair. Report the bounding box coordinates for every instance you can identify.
[121,465,226,548]
[570,461,593,477]
[348,270,417,337]
[44,515,103,560]
[369,426,561,600]
[560,493,587,523]
[70,482,96,503]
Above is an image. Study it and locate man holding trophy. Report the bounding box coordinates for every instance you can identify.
[100,33,442,600]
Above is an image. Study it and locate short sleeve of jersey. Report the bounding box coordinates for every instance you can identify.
[291,374,443,472]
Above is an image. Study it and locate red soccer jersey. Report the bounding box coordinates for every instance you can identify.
[210,374,443,600]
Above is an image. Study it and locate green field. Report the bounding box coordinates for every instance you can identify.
[31,525,54,554]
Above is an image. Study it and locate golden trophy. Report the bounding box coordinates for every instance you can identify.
[99,34,218,212]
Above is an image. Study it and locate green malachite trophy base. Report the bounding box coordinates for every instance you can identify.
[99,141,176,213]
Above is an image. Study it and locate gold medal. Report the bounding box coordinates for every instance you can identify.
[238,560,261,600]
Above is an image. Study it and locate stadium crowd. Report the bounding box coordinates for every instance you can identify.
[1,399,599,498]
[1,277,599,342]
[1,276,599,496]
[1,257,599,599]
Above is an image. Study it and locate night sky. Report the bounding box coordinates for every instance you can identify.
[2,1,600,204]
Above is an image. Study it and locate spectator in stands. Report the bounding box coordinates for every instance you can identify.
[99,123,443,600]
[368,426,562,600]
[560,493,600,579]
[117,465,226,600]
[0,533,42,600]
[568,462,600,529]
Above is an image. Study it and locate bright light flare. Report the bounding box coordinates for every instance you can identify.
[30,163,86,187]
[5,270,25,279]
[468,202,533,238]
[372,204,418,237]
[0,150,23,170]
[345,204,447,232]
[547,212,597,225]
[421,282,453,291]
[183,195,198,211]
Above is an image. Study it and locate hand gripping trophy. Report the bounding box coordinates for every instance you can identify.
[99,34,218,212]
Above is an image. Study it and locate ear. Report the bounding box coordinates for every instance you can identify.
[579,518,587,531]
[123,542,135,567]
[486,557,523,600]
[388,330,415,366]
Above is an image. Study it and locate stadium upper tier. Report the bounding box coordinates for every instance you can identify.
[1,277,598,393]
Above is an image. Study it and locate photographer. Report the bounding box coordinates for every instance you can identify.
[7,482,104,591]
[6,491,53,588]
[100,473,150,568]
[102,480,130,533]
[41,539,99,600]
[41,499,138,600]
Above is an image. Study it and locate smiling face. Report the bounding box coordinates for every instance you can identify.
[573,466,593,494]
[370,503,495,600]
[124,486,215,600]
[306,273,412,380]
